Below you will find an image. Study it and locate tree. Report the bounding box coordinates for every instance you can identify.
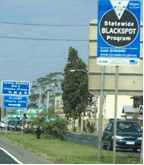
[48,106,55,118]
[131,96,143,108]
[27,103,38,109]
[61,47,92,131]
[29,72,64,108]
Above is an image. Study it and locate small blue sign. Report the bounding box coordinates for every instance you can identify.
[97,0,141,66]
[4,96,28,108]
[1,80,30,96]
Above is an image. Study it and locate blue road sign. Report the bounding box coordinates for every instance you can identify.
[3,96,28,108]
[97,0,140,66]
[1,80,30,96]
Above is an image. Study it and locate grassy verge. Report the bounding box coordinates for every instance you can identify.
[0,132,142,164]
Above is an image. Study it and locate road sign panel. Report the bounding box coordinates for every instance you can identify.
[97,0,141,66]
[1,80,30,96]
[3,96,28,108]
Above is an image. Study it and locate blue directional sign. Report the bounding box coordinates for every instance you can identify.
[3,96,28,108]
[97,0,140,66]
[1,80,30,96]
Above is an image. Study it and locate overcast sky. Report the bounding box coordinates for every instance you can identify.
[0,0,143,103]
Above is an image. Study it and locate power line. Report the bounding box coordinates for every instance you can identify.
[0,21,88,27]
[0,36,88,41]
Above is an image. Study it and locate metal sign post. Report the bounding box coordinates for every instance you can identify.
[98,66,105,158]
[1,95,3,121]
[94,96,98,133]
[20,109,23,135]
[113,66,119,164]
[140,137,143,162]
[5,108,7,134]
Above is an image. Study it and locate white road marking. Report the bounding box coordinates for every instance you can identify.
[82,140,88,142]
[0,147,23,164]
[75,139,77,140]
[88,137,92,139]
[68,138,71,139]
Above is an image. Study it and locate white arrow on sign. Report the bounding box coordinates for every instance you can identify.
[8,91,12,93]
[8,104,21,107]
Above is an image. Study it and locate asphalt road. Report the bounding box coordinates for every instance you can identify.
[64,132,141,157]
[0,149,18,164]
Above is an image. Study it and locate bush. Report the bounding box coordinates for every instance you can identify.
[89,123,95,133]
[41,118,68,140]
[41,134,54,140]
[25,124,37,133]
[86,120,95,134]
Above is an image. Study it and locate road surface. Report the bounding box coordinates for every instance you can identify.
[0,148,19,164]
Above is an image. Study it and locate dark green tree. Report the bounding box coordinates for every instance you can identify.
[61,47,92,131]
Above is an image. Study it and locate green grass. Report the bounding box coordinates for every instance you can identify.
[0,132,142,164]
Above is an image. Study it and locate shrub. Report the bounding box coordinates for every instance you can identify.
[25,125,35,133]
[41,134,54,140]
[89,123,95,133]
[41,118,68,140]
[86,120,95,134]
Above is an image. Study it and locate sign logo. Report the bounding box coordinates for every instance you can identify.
[129,60,138,65]
[100,9,138,47]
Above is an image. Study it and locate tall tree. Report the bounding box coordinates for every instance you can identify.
[61,47,92,131]
[28,72,63,108]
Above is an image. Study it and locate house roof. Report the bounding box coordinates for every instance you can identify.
[122,105,135,113]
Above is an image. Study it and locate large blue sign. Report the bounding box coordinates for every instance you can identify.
[1,80,30,96]
[97,0,140,66]
[4,96,28,108]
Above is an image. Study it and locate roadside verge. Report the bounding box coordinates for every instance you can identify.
[0,132,142,164]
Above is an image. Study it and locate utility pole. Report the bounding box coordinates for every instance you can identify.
[47,90,50,122]
[39,87,41,109]
[52,84,56,120]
